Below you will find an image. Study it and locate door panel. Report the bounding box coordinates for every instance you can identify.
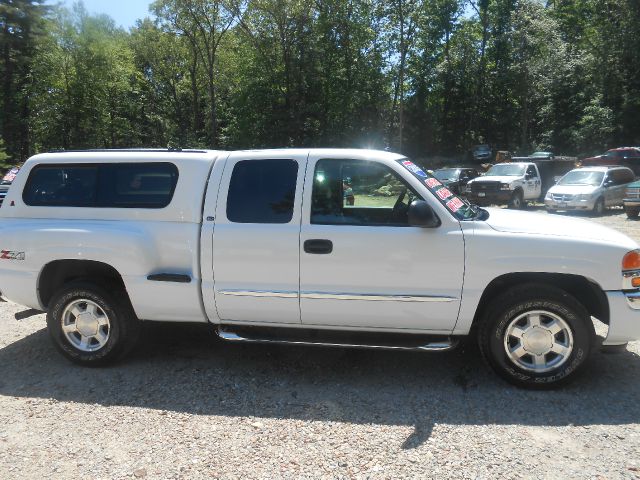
[299,156,464,331]
[212,153,307,324]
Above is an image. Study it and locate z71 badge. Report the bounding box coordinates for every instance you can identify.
[0,250,25,261]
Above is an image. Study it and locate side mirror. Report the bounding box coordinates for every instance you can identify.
[408,200,441,228]
[525,173,533,180]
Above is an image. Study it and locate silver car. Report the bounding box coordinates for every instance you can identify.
[544,166,635,215]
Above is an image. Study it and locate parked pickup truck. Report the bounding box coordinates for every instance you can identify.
[1,149,639,388]
[511,151,577,163]
[467,160,575,209]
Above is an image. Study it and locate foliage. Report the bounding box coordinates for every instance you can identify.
[0,137,11,170]
[2,0,640,160]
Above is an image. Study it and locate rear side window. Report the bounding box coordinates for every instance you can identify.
[23,165,98,207]
[97,163,178,208]
[22,162,178,208]
[226,159,298,224]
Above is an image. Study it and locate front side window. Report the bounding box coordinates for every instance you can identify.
[226,159,298,224]
[23,162,178,208]
[623,169,636,183]
[311,159,420,226]
[610,169,635,185]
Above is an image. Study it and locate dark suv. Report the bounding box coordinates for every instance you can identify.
[433,167,481,195]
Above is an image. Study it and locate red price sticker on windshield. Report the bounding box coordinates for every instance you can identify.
[436,187,453,200]
[425,178,441,189]
[446,197,464,212]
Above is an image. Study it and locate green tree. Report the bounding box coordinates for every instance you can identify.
[0,137,11,170]
[30,4,140,150]
[152,0,244,147]
[0,0,48,159]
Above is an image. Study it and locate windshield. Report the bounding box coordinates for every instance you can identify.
[530,152,551,157]
[486,164,526,176]
[604,150,624,158]
[558,170,604,186]
[398,159,480,221]
[433,169,459,181]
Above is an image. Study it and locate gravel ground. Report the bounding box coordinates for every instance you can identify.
[1,208,640,479]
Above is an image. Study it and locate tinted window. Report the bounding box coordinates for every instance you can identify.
[311,159,420,226]
[610,169,635,185]
[23,165,97,206]
[526,165,538,177]
[23,163,178,208]
[226,159,298,224]
[97,163,178,208]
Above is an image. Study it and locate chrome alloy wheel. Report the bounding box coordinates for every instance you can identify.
[61,299,111,352]
[503,310,574,373]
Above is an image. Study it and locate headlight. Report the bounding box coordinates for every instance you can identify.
[500,183,511,190]
[545,191,552,200]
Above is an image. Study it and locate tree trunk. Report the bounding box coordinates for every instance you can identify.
[208,62,217,147]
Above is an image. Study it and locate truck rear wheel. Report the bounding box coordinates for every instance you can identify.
[478,284,594,389]
[46,282,140,366]
[508,190,524,209]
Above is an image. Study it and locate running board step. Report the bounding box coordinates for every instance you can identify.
[216,326,458,352]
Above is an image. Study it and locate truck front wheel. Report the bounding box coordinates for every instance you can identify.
[508,190,524,209]
[592,197,605,216]
[625,206,639,219]
[478,284,594,389]
[46,282,140,366]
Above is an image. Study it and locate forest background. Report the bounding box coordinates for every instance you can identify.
[1,0,639,167]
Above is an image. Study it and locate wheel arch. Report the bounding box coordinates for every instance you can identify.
[472,272,609,329]
[38,259,128,310]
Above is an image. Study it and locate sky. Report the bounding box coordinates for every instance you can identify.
[47,0,154,29]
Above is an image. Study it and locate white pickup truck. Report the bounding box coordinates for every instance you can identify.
[467,160,575,209]
[1,149,639,388]
[467,162,543,209]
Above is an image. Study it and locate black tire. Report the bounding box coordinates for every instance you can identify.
[592,197,605,216]
[546,207,556,214]
[625,207,639,219]
[46,282,140,366]
[478,284,595,389]
[508,190,524,209]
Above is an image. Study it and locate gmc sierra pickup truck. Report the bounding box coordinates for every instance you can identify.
[0,149,639,388]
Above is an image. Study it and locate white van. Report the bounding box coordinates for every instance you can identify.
[545,166,635,215]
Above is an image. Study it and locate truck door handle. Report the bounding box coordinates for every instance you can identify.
[304,239,333,254]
